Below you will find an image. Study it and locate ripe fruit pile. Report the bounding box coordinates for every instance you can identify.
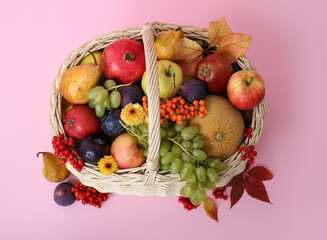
[142,96,208,125]
[52,134,84,172]
[44,18,269,221]
[71,182,109,208]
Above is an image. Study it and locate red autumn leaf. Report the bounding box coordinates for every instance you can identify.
[230,175,245,209]
[247,166,273,181]
[227,173,243,187]
[203,197,218,222]
[244,175,271,203]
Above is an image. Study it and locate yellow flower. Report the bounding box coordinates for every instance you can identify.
[98,155,119,175]
[120,103,146,126]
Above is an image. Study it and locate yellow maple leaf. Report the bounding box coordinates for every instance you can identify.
[215,33,252,63]
[176,37,203,61]
[208,17,232,47]
[178,55,203,77]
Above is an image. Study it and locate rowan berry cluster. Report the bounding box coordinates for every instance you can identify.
[142,96,208,125]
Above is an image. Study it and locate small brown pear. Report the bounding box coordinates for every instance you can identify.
[60,52,102,104]
[37,152,70,182]
[155,27,184,62]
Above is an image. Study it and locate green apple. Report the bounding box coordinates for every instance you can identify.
[78,51,102,65]
[142,60,183,99]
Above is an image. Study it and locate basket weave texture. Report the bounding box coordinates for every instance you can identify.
[50,22,266,197]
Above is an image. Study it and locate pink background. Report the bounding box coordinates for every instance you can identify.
[1,0,326,239]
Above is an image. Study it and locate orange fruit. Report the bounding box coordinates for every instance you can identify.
[189,95,244,159]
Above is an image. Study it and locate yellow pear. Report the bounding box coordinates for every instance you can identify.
[155,27,184,62]
[60,53,101,104]
[38,152,70,182]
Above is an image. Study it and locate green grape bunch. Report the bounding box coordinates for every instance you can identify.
[86,79,123,118]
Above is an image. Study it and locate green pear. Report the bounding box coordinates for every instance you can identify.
[38,152,70,182]
[60,53,101,104]
[155,27,184,62]
[78,51,102,66]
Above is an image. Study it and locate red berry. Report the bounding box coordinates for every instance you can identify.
[248,128,253,133]
[59,133,65,139]
[78,159,85,166]
[247,133,252,138]
[248,159,254,165]
[251,151,257,156]
[249,145,255,151]
[59,144,66,150]
[68,153,75,160]
[237,148,242,153]
[73,162,79,169]
[241,155,247,161]
[60,158,67,164]
[243,147,248,152]
[68,142,76,148]
[246,152,251,158]
[73,150,79,156]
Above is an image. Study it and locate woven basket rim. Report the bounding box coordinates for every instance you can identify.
[49,22,266,197]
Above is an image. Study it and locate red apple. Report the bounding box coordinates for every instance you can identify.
[110,133,145,169]
[101,39,146,84]
[227,70,265,110]
[64,105,101,141]
[196,54,233,93]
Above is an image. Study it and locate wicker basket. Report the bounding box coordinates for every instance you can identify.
[49,22,266,197]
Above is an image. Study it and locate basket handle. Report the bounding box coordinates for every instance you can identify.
[141,23,161,185]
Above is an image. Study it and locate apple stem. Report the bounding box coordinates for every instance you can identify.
[175,26,182,32]
[247,76,254,86]
[37,152,45,157]
[167,65,171,76]
[88,51,98,65]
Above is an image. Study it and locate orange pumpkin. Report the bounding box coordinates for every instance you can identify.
[189,95,244,159]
